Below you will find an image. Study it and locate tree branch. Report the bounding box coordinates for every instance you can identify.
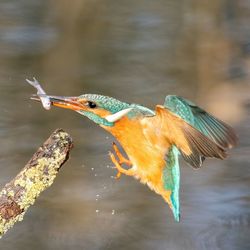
[0,128,73,237]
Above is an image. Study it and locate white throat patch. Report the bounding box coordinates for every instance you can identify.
[105,108,133,123]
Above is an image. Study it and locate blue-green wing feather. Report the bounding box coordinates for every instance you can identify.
[163,146,180,222]
[164,95,237,149]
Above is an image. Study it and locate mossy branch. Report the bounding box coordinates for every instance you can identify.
[0,128,73,237]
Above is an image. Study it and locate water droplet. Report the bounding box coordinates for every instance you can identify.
[95,209,99,213]
[112,210,115,215]
[94,174,97,177]
[103,186,107,189]
[91,167,94,171]
[96,194,100,197]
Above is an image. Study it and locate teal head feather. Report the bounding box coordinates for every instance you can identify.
[77,94,131,126]
[76,94,154,126]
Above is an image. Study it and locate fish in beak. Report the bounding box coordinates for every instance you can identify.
[27,78,85,112]
[31,94,84,111]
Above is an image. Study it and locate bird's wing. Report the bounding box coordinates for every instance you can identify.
[164,95,237,149]
[163,146,180,221]
[155,105,227,168]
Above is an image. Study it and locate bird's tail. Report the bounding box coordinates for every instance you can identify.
[163,146,180,222]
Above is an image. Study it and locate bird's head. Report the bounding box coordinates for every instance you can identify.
[35,94,133,127]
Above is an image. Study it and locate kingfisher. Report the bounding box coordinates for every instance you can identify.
[30,84,237,221]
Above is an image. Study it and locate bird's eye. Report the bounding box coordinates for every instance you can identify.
[86,101,97,109]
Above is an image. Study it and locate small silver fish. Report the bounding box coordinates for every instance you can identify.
[26,77,51,110]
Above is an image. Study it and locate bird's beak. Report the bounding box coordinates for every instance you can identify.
[31,95,84,111]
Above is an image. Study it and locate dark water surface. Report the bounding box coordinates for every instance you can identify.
[0,1,250,249]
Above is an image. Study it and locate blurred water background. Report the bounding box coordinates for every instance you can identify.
[0,1,250,249]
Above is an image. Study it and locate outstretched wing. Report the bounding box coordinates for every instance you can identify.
[164,95,237,149]
[155,105,227,168]
[139,96,237,221]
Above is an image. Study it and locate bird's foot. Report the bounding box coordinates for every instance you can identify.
[109,151,134,179]
[112,142,132,166]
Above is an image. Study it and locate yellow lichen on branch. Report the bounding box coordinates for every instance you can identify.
[0,129,73,237]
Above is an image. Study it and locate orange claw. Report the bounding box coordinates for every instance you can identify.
[112,142,132,166]
[109,151,134,178]
[115,171,121,179]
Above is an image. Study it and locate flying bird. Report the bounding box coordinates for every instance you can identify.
[28,79,237,221]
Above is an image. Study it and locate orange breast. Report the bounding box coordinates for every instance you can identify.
[103,116,170,195]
